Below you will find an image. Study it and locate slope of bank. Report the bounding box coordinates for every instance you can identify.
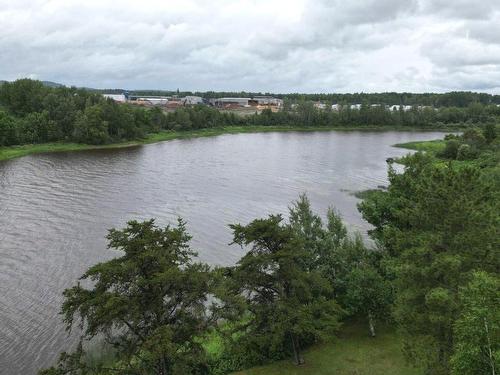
[234,322,422,375]
[0,125,456,162]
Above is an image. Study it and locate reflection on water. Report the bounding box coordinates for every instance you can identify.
[0,130,446,374]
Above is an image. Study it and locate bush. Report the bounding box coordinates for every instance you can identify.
[439,139,461,159]
[462,128,486,149]
[0,110,19,146]
[456,144,477,161]
[483,123,497,143]
[72,106,110,145]
[208,334,287,375]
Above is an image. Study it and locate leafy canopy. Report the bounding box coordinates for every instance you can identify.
[42,219,213,375]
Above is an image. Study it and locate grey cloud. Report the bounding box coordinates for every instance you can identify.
[460,13,500,44]
[422,36,500,67]
[0,0,499,93]
[308,0,418,27]
[430,65,500,91]
[418,0,499,19]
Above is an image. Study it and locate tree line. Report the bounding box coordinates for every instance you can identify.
[41,128,499,375]
[105,89,500,107]
[251,101,500,128]
[2,79,500,147]
[0,79,156,146]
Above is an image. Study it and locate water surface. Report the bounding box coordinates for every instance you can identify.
[0,130,446,374]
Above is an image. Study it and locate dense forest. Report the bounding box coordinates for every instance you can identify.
[41,128,499,375]
[1,79,500,147]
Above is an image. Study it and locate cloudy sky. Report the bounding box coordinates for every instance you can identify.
[1,0,499,93]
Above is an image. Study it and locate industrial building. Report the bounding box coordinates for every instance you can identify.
[183,96,204,106]
[213,98,252,108]
[251,96,283,109]
[135,97,169,106]
[103,93,127,102]
[101,93,283,112]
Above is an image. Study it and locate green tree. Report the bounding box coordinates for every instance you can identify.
[40,219,213,375]
[43,92,77,137]
[288,194,349,280]
[451,271,499,375]
[439,139,460,159]
[483,123,497,144]
[462,127,487,149]
[359,152,500,374]
[288,194,390,336]
[0,110,19,146]
[288,194,325,271]
[0,78,46,115]
[20,111,61,143]
[342,258,391,337]
[224,215,342,366]
[457,143,476,160]
[72,105,109,144]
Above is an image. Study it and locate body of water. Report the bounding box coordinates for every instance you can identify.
[0,130,446,374]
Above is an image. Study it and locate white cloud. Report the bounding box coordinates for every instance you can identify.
[0,0,499,93]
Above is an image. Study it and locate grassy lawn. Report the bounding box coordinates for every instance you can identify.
[234,322,422,375]
[394,139,446,153]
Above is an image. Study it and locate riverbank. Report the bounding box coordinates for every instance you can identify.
[394,139,446,153]
[0,125,457,162]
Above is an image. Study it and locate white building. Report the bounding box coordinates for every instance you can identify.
[253,96,283,108]
[389,105,413,112]
[183,96,204,105]
[350,104,362,110]
[314,102,327,110]
[103,94,127,102]
[137,97,169,106]
[214,98,252,107]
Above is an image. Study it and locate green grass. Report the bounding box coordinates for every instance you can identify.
[0,125,456,162]
[0,140,157,162]
[394,139,446,153]
[234,322,421,375]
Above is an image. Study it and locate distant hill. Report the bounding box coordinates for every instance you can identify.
[0,80,64,88]
[41,80,64,88]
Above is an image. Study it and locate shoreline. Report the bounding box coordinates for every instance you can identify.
[0,125,455,162]
[393,139,446,152]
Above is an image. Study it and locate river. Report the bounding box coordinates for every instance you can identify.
[0,130,446,374]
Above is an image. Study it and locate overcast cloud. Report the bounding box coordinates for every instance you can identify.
[1,0,499,93]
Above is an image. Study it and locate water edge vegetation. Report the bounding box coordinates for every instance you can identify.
[0,125,460,162]
[2,78,497,160]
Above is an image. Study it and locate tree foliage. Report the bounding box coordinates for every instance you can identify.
[42,219,214,375]
[359,151,500,374]
[220,215,342,367]
[450,271,499,375]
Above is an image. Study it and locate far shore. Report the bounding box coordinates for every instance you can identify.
[0,125,457,162]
